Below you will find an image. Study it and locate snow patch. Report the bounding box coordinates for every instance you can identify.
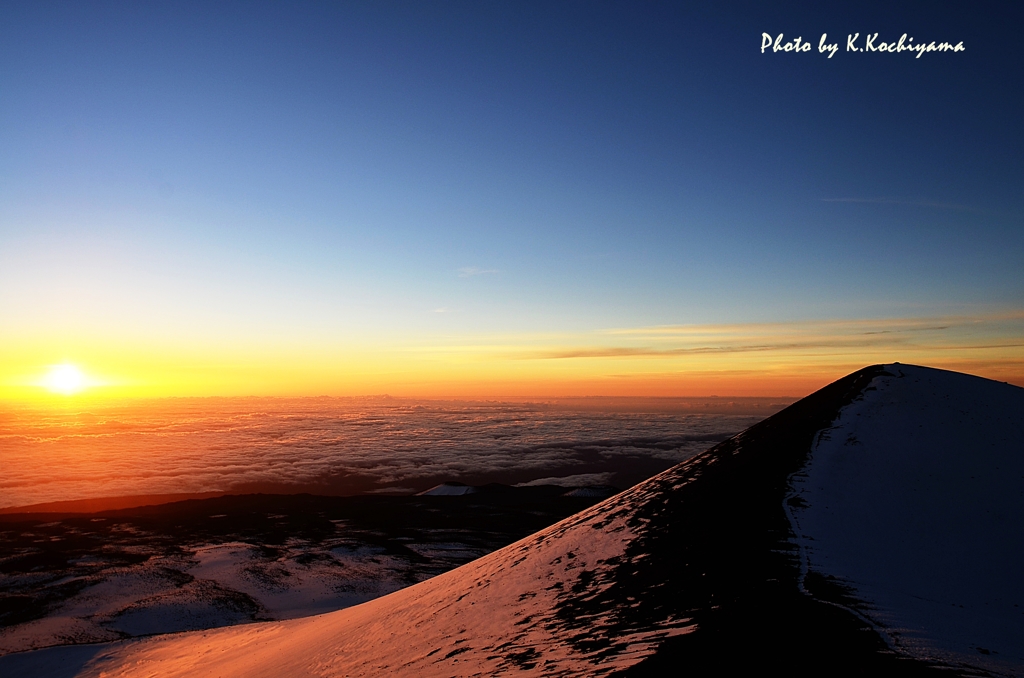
[516,472,616,488]
[417,482,478,496]
[788,364,1024,675]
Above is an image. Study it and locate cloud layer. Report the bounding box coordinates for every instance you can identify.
[0,398,772,509]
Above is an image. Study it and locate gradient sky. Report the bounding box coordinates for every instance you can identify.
[2,1,1022,399]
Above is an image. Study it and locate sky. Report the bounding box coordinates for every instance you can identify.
[1,1,1022,400]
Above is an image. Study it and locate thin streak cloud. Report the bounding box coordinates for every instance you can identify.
[458,267,499,278]
[505,312,1024,363]
[820,197,979,212]
[601,312,1024,338]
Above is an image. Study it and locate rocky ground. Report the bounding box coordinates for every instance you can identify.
[0,486,610,655]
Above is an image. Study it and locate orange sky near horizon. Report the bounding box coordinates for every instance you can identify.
[4,312,1022,403]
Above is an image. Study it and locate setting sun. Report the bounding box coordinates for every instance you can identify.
[40,364,87,395]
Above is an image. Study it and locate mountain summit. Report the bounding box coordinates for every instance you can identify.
[6,364,1022,677]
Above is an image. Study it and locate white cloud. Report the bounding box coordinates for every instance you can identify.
[457,266,499,278]
[2,400,755,508]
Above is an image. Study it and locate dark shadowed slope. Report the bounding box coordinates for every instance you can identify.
[3,364,1020,677]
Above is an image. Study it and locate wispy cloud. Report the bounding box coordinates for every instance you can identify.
[601,312,1024,338]
[458,266,499,278]
[506,312,1024,362]
[821,197,978,212]
[528,340,895,360]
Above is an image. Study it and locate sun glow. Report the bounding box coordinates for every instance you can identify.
[41,364,88,395]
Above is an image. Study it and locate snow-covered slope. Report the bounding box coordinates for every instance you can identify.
[11,476,695,677]
[416,482,478,496]
[788,364,1024,674]
[3,364,1020,677]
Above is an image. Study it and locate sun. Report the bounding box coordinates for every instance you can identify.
[41,364,88,395]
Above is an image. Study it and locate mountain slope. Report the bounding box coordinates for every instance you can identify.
[788,364,1024,675]
[3,364,1021,677]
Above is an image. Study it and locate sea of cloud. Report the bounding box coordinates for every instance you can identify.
[0,397,789,509]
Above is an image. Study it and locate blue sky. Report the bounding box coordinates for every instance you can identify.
[2,1,1022,396]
